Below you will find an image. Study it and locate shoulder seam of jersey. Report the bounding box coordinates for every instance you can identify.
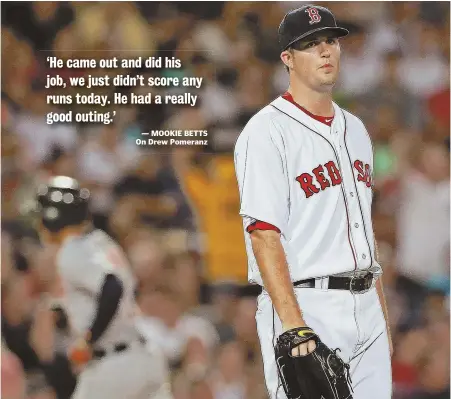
[246,96,285,125]
[269,104,325,138]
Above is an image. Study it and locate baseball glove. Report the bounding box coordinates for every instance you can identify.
[275,326,353,399]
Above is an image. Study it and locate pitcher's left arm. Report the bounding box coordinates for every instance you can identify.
[375,239,393,357]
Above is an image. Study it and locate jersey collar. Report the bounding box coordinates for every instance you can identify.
[281,92,334,127]
[270,96,344,141]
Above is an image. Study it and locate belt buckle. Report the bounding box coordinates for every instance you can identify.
[363,273,373,291]
[350,273,372,294]
[349,275,359,293]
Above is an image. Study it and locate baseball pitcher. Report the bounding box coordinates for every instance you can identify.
[234,5,392,399]
[35,176,173,399]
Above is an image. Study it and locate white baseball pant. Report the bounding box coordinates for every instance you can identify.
[256,285,392,399]
[71,341,173,399]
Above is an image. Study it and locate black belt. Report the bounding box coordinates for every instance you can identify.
[92,336,146,360]
[256,273,374,295]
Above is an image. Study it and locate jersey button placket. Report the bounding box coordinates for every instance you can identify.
[337,132,342,149]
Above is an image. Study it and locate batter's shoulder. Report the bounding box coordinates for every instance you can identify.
[56,236,84,271]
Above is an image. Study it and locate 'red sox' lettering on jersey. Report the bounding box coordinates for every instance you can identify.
[354,159,373,188]
[296,159,373,199]
[296,161,342,198]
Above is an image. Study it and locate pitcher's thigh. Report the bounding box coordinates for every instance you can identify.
[255,299,288,398]
[349,331,392,399]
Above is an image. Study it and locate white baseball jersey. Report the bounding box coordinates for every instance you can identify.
[234,96,382,285]
[56,229,140,346]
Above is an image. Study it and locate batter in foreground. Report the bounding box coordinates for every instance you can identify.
[35,176,172,399]
[234,5,392,399]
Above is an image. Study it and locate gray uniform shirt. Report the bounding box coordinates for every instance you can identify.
[57,229,140,348]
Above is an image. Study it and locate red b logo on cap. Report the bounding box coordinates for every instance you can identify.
[305,7,321,25]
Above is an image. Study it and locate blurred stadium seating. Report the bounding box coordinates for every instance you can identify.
[1,2,449,398]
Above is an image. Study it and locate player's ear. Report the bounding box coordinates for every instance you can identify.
[280,50,293,70]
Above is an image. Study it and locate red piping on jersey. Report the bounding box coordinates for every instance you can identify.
[339,120,358,271]
[247,221,281,234]
[282,92,334,126]
[344,123,373,269]
[343,192,358,271]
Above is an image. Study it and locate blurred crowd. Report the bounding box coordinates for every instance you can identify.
[1,2,450,399]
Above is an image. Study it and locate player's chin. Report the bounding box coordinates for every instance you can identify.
[318,74,337,87]
[315,80,336,93]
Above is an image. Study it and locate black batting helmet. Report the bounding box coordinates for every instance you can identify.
[36,176,91,232]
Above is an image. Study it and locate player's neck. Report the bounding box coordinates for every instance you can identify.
[56,223,92,245]
[287,83,334,117]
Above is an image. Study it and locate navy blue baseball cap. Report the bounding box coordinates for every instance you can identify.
[278,5,349,51]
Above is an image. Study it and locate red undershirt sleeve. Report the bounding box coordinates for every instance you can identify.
[246,220,281,234]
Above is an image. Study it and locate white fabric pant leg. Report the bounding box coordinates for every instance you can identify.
[71,344,173,399]
[255,292,286,399]
[255,286,392,399]
[348,288,393,399]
